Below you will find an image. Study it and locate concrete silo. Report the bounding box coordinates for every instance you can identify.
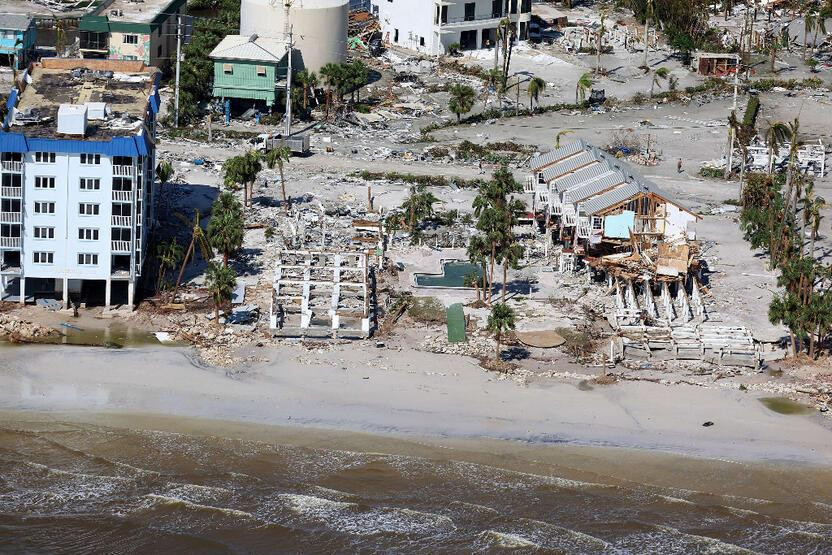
[239,0,348,73]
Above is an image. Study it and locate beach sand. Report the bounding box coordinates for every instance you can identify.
[1,341,831,465]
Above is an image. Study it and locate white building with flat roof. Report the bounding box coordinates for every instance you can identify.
[0,59,160,309]
[371,0,531,55]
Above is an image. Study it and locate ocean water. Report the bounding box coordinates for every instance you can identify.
[2,416,832,553]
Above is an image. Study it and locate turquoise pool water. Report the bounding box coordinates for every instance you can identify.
[414,261,482,288]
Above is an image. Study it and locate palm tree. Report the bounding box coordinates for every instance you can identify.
[467,234,490,303]
[555,130,573,149]
[728,111,754,197]
[264,145,292,212]
[156,160,174,185]
[448,83,476,122]
[497,18,516,90]
[527,77,546,110]
[596,11,608,75]
[764,120,790,174]
[499,241,524,303]
[484,68,503,107]
[575,72,593,106]
[223,150,261,207]
[172,209,214,302]
[813,8,830,56]
[804,9,817,61]
[205,261,236,326]
[649,67,669,98]
[296,69,319,112]
[320,63,342,120]
[208,191,244,267]
[401,185,439,232]
[154,238,183,297]
[487,302,516,362]
[642,0,654,68]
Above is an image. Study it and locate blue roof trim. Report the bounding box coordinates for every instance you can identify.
[148,89,160,114]
[5,89,17,111]
[0,132,28,152]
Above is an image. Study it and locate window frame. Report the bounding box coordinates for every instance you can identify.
[77,253,99,266]
[34,201,55,215]
[78,228,100,241]
[33,251,54,264]
[33,226,55,239]
[79,203,100,216]
[34,176,56,189]
[80,178,101,191]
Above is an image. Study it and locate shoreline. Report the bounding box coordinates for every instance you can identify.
[2,342,832,466]
[4,408,832,511]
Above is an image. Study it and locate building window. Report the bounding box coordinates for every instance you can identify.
[80,178,101,191]
[223,63,233,74]
[34,176,56,189]
[78,253,99,265]
[33,226,55,239]
[80,153,101,165]
[34,152,55,163]
[34,201,55,214]
[592,216,603,230]
[394,29,399,43]
[33,251,54,264]
[256,65,267,76]
[79,203,100,216]
[420,36,425,47]
[78,228,99,241]
[123,34,138,44]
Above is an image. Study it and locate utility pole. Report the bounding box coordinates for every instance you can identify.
[174,15,182,128]
[285,26,294,137]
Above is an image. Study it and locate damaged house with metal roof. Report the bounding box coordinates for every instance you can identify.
[526,140,758,366]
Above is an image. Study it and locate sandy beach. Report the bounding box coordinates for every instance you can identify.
[1,339,831,465]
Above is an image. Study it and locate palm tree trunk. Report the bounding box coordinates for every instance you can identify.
[489,242,496,306]
[789,330,796,356]
[172,239,195,302]
[502,260,508,303]
[279,164,288,212]
[223,252,229,268]
[495,330,501,360]
[214,302,220,327]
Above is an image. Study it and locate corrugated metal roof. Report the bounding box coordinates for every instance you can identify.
[580,182,642,215]
[541,151,598,182]
[530,139,695,216]
[529,140,585,172]
[0,133,146,156]
[554,164,612,193]
[565,172,626,203]
[210,35,287,63]
[0,13,33,31]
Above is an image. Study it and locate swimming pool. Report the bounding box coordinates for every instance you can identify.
[414,261,482,288]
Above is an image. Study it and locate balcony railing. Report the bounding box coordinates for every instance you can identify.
[0,212,21,223]
[113,165,133,177]
[1,161,23,173]
[111,240,131,253]
[1,187,22,198]
[112,190,133,202]
[0,237,21,248]
[111,215,132,227]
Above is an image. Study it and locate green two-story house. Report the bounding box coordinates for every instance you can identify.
[210,34,287,109]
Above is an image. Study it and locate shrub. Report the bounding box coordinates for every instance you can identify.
[409,297,446,324]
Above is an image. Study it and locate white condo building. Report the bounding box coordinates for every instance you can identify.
[0,59,160,308]
[371,0,531,55]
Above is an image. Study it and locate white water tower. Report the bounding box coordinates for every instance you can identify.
[239,0,349,72]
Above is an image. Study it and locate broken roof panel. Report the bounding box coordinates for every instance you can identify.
[529,139,585,172]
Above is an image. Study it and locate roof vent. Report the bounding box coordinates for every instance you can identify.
[249,34,258,42]
[57,104,87,136]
